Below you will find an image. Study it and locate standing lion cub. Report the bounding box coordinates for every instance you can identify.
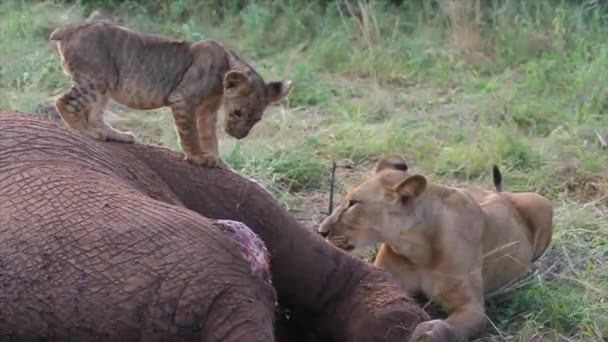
[49,21,292,167]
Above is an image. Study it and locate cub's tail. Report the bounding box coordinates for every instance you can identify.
[50,9,108,41]
[492,164,503,192]
[49,27,75,41]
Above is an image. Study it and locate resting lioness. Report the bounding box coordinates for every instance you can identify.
[49,21,292,167]
[317,155,553,342]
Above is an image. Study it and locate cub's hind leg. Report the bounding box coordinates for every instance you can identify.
[55,83,103,140]
[82,80,135,143]
[55,81,135,143]
[100,123,136,143]
[88,102,136,144]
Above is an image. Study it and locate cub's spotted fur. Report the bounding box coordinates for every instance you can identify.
[50,21,292,167]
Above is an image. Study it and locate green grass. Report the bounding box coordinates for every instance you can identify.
[1,0,607,340]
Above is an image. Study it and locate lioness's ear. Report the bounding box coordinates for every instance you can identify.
[267,80,293,102]
[394,175,427,198]
[375,155,408,173]
[224,70,252,95]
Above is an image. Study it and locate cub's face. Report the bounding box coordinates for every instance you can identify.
[222,70,292,139]
[317,155,427,252]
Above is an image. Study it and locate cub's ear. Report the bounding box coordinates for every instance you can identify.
[394,174,427,199]
[375,155,408,173]
[224,70,252,95]
[267,80,293,103]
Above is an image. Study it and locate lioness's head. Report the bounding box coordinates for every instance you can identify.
[222,70,292,139]
[317,155,428,252]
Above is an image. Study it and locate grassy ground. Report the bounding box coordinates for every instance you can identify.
[1,0,607,340]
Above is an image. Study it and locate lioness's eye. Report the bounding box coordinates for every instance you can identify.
[233,110,242,118]
[347,199,359,208]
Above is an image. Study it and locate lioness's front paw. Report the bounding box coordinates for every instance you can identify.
[186,153,220,168]
[409,320,460,342]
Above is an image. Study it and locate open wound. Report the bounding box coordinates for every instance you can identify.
[212,219,272,283]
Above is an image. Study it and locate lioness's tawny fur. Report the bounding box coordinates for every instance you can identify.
[318,156,553,342]
[49,21,292,167]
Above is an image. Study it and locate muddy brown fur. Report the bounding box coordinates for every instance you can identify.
[49,21,292,167]
[0,110,429,341]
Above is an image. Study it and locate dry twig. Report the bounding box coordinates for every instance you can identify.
[595,130,606,149]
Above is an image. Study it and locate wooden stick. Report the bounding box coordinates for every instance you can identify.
[328,161,337,215]
[596,130,607,149]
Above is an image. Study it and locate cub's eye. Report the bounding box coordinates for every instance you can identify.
[347,199,359,208]
[233,110,242,118]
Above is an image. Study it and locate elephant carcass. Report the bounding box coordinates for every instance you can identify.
[0,114,277,341]
[0,110,430,341]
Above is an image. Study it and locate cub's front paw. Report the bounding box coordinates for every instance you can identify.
[186,153,220,168]
[409,320,460,342]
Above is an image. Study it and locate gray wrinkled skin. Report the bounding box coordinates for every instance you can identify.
[0,113,277,342]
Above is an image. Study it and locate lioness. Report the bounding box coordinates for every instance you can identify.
[317,155,553,342]
[49,21,292,167]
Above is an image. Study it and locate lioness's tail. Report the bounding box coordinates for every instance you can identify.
[492,164,503,192]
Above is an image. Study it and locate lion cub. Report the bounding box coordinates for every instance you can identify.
[49,21,292,167]
[317,155,553,342]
